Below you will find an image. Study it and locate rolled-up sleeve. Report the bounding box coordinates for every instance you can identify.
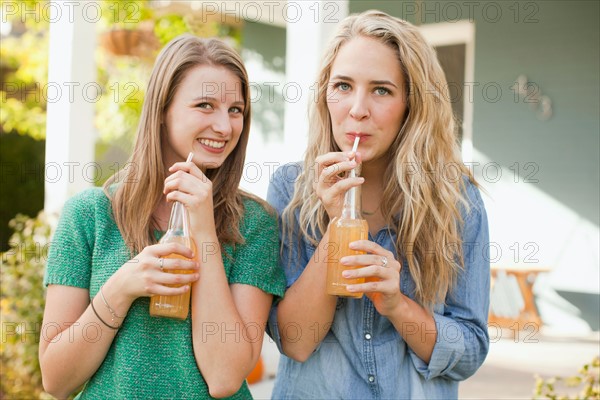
[410,182,491,380]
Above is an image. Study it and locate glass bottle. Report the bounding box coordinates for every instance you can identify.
[149,201,196,319]
[326,169,369,298]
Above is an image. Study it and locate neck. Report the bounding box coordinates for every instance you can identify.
[361,158,387,190]
[359,157,387,218]
[153,197,172,231]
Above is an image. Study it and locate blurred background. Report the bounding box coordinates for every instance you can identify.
[1,1,598,398]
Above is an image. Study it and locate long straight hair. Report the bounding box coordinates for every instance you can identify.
[104,35,253,254]
[282,11,477,309]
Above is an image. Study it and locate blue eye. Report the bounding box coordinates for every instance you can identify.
[229,106,243,114]
[333,82,351,91]
[374,87,391,96]
[197,102,213,109]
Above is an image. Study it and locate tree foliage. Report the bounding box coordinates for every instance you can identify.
[0,2,49,139]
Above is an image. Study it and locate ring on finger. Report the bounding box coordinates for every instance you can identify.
[158,257,164,270]
[380,256,389,268]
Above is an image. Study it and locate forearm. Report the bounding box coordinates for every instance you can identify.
[40,297,120,398]
[387,295,437,364]
[191,238,256,396]
[40,280,134,398]
[276,231,337,361]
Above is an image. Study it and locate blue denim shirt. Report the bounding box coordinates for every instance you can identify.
[266,163,490,400]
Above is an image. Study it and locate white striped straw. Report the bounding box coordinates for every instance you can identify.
[349,137,360,217]
[349,136,360,178]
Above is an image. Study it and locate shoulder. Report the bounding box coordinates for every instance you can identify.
[463,176,484,208]
[66,186,108,205]
[50,188,110,260]
[272,162,303,182]
[240,194,277,229]
[241,195,273,217]
[63,187,111,217]
[267,162,303,205]
[460,176,486,225]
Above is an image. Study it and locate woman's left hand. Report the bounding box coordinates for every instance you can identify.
[163,160,215,235]
[341,240,405,316]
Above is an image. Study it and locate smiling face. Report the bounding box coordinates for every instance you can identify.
[326,36,407,166]
[162,65,245,170]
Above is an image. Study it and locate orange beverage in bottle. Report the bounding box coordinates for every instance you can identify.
[326,147,369,299]
[150,193,197,319]
[149,236,196,320]
[326,217,368,298]
[150,152,198,319]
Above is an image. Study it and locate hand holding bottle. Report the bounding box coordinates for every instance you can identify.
[108,242,199,301]
[339,240,404,317]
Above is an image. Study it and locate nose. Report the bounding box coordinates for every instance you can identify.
[212,110,233,136]
[349,92,370,120]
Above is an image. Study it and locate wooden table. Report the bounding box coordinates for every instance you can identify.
[488,266,551,332]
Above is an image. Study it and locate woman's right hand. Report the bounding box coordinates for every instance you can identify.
[313,151,364,219]
[111,242,200,302]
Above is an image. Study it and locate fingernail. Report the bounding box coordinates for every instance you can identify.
[342,270,352,278]
[340,257,349,264]
[349,242,357,249]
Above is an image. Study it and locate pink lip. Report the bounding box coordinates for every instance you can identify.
[345,133,370,144]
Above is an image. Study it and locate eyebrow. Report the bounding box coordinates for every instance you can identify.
[191,96,245,107]
[330,75,399,89]
[191,95,216,103]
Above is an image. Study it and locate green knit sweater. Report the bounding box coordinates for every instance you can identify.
[44,188,286,399]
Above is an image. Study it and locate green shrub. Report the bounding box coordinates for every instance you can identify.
[1,211,55,399]
[534,356,600,400]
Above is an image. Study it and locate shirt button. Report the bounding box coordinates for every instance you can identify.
[368,375,375,383]
[365,333,372,340]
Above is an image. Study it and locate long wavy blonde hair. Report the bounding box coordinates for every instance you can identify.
[282,10,476,309]
[104,34,253,254]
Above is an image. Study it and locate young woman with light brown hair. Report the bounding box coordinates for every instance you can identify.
[267,10,490,398]
[39,34,285,399]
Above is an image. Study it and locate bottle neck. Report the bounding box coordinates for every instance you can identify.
[167,201,191,236]
[341,185,362,220]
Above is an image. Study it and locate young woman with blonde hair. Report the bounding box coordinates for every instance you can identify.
[267,10,490,398]
[39,34,285,399]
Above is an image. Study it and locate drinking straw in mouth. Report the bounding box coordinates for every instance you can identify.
[349,137,360,217]
[351,135,360,154]
[349,136,360,178]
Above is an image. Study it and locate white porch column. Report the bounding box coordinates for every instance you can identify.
[283,0,348,159]
[44,0,97,213]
